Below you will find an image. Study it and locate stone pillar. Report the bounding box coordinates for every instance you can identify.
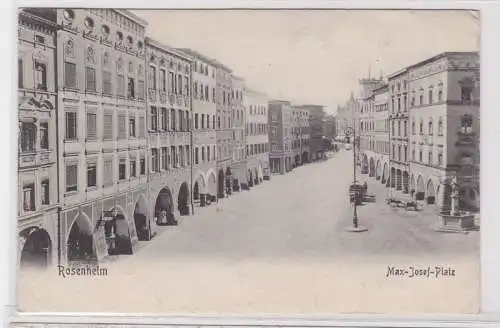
[437,179,449,214]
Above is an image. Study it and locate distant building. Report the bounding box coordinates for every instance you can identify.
[323,114,337,141]
[301,104,326,160]
[268,100,294,174]
[336,92,358,141]
[291,105,311,167]
[245,88,270,187]
[230,76,247,191]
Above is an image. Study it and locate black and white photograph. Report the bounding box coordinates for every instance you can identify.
[14,7,480,315]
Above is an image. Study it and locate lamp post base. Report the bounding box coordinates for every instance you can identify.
[344,225,368,233]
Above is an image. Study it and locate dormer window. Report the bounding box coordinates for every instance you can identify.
[63,9,75,21]
[84,17,94,29]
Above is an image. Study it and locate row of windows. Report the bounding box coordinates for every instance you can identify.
[150,107,190,132]
[194,145,216,164]
[19,122,50,153]
[193,113,216,130]
[246,143,268,156]
[193,82,215,103]
[410,115,473,136]
[65,156,147,194]
[292,139,309,149]
[375,103,388,112]
[411,148,444,166]
[150,145,191,172]
[22,179,50,213]
[249,104,266,115]
[193,61,213,77]
[64,111,146,142]
[148,65,189,96]
[245,123,267,136]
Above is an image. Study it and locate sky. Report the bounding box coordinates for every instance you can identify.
[133,9,479,114]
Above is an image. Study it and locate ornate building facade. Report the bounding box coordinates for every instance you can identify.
[245,88,270,187]
[230,76,247,190]
[17,9,59,268]
[145,38,193,227]
[215,62,234,198]
[177,48,218,208]
[407,52,480,211]
[56,9,149,264]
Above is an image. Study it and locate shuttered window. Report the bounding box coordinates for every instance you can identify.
[64,61,77,89]
[86,112,97,140]
[138,116,145,138]
[117,113,127,139]
[102,71,112,95]
[103,113,113,140]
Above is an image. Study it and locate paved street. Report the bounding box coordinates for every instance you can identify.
[18,150,479,314]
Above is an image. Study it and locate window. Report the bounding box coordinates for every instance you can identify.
[139,116,145,138]
[419,150,423,162]
[195,147,199,164]
[149,65,157,90]
[438,89,443,101]
[438,117,443,135]
[428,119,433,135]
[185,77,190,96]
[212,87,216,103]
[160,69,166,91]
[40,122,49,150]
[87,163,97,188]
[412,120,415,135]
[212,116,216,129]
[195,113,199,129]
[65,164,78,192]
[207,146,210,162]
[151,149,159,172]
[201,114,205,129]
[86,113,97,141]
[103,113,113,140]
[64,61,77,89]
[419,94,423,105]
[119,159,126,180]
[438,152,443,166]
[117,74,125,97]
[103,159,113,187]
[150,107,158,131]
[138,80,145,99]
[201,146,205,162]
[461,85,473,101]
[130,158,137,177]
[65,112,77,141]
[140,157,146,175]
[127,78,135,98]
[129,117,136,137]
[102,71,112,95]
[161,147,169,170]
[428,150,433,164]
[403,121,407,137]
[168,72,175,93]
[178,109,184,131]
[84,66,96,92]
[34,62,47,90]
[177,75,183,95]
[419,120,423,134]
[171,146,177,167]
[170,109,176,131]
[412,149,415,161]
[18,58,23,88]
[41,180,50,205]
[161,108,168,131]
[117,114,127,140]
[461,115,473,133]
[23,183,35,211]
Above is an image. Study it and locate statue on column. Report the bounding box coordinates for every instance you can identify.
[450,175,461,216]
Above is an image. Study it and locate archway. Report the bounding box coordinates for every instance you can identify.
[294,154,300,167]
[375,160,381,180]
[134,194,149,241]
[402,171,409,194]
[67,213,96,264]
[193,182,200,202]
[155,187,176,225]
[102,206,132,256]
[193,172,206,206]
[362,154,369,174]
[207,171,217,203]
[426,179,436,204]
[416,175,425,201]
[396,169,402,191]
[302,151,309,164]
[369,157,375,177]
[225,167,232,196]
[217,169,225,198]
[382,162,389,184]
[20,227,51,268]
[248,169,254,187]
[178,182,190,216]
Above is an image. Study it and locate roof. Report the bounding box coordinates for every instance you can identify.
[176,48,219,67]
[408,51,479,70]
[117,9,148,27]
[146,38,192,62]
[20,8,58,26]
[373,83,389,94]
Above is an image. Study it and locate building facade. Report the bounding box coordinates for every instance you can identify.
[145,38,193,229]
[323,114,337,141]
[177,49,218,208]
[372,84,390,185]
[215,63,233,199]
[336,93,358,142]
[245,88,270,187]
[291,105,311,167]
[268,100,293,174]
[302,105,325,161]
[407,52,480,211]
[56,9,148,264]
[387,69,410,194]
[230,76,247,191]
[17,9,59,268]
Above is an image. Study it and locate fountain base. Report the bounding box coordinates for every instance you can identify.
[437,212,477,233]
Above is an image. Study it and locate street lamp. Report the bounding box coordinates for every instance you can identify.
[343,126,368,233]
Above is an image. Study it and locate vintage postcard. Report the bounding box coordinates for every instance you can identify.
[14,8,480,315]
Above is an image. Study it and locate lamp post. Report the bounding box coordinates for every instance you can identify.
[344,126,368,233]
